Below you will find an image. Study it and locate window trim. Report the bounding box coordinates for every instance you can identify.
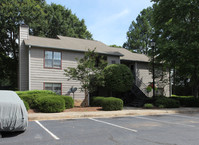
[44,50,62,69]
[43,82,62,95]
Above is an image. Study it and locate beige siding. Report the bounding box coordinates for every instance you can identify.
[136,62,170,97]
[19,26,29,91]
[107,56,120,64]
[30,47,85,100]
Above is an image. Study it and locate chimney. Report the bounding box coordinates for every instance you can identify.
[18,25,29,91]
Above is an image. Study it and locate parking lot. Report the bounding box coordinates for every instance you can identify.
[1,113,199,145]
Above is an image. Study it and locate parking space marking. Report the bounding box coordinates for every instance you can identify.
[35,120,60,140]
[89,118,137,132]
[132,116,195,128]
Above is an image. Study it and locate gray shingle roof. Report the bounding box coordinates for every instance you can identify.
[112,47,149,62]
[24,35,149,62]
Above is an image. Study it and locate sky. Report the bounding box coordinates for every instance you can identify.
[45,0,153,46]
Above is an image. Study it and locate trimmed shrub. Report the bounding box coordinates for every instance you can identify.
[155,97,180,108]
[16,90,55,95]
[171,96,199,107]
[16,90,56,109]
[36,96,65,113]
[61,96,74,109]
[158,105,164,108]
[19,94,40,109]
[104,64,133,92]
[22,100,30,111]
[91,96,105,107]
[144,103,154,109]
[102,97,123,111]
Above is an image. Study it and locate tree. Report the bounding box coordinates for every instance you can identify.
[109,44,122,48]
[123,7,153,55]
[64,49,107,106]
[152,0,199,97]
[44,3,92,39]
[0,0,92,89]
[104,64,133,95]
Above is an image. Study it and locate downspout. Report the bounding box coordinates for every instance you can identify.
[29,45,31,90]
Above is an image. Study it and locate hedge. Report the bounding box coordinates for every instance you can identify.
[144,103,154,109]
[22,100,30,111]
[171,96,199,107]
[16,90,56,109]
[61,96,74,109]
[155,97,180,108]
[91,96,105,107]
[36,96,65,113]
[102,97,123,111]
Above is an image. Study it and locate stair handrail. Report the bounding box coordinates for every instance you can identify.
[134,76,149,97]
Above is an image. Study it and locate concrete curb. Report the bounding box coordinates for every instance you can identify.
[28,107,199,121]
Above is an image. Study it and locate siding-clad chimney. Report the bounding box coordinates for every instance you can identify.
[19,25,29,91]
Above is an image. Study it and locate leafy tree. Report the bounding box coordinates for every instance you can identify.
[64,49,107,106]
[152,0,199,97]
[0,0,46,88]
[44,3,92,39]
[123,7,153,55]
[104,64,133,95]
[0,0,92,89]
[109,44,122,48]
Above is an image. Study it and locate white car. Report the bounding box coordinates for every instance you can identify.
[0,91,28,131]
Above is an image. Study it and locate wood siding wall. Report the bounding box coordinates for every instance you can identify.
[136,62,170,97]
[30,48,120,100]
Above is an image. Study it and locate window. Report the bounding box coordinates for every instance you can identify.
[111,60,116,64]
[44,51,61,69]
[44,83,62,95]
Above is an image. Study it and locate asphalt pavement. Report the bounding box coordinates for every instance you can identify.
[1,113,199,145]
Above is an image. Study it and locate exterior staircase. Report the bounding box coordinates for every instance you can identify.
[129,84,148,107]
[129,76,149,107]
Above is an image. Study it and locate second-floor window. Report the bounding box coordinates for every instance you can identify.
[45,51,61,69]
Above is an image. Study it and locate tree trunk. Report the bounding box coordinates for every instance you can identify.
[81,89,89,107]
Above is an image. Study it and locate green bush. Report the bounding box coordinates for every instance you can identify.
[144,103,154,108]
[61,96,74,109]
[22,100,30,111]
[171,96,199,107]
[36,96,65,113]
[158,105,164,108]
[155,97,180,108]
[18,94,40,109]
[104,64,133,92]
[16,90,56,109]
[16,90,55,95]
[91,96,105,107]
[101,97,123,111]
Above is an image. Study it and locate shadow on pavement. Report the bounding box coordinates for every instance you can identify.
[1,131,24,138]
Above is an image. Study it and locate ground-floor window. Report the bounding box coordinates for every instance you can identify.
[44,83,62,95]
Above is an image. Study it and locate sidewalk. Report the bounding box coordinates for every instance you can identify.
[28,107,199,121]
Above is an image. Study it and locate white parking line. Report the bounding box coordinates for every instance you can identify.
[35,120,60,140]
[89,118,137,132]
[132,116,195,127]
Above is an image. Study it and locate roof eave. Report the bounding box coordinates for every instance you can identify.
[120,58,149,63]
[25,44,123,57]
